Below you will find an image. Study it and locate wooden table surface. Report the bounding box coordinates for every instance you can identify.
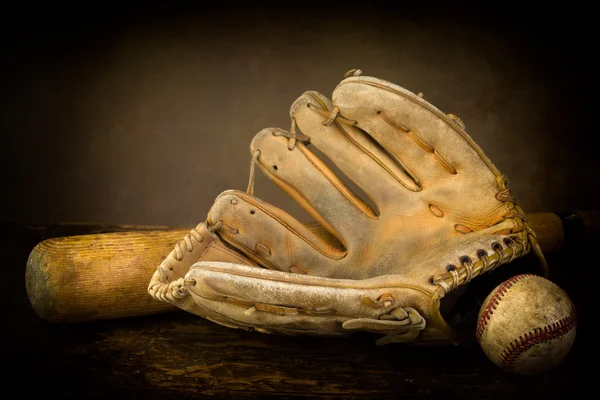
[2,222,594,399]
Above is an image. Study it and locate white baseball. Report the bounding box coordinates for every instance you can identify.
[476,274,577,375]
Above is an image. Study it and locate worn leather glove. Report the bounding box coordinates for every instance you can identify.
[148,70,546,345]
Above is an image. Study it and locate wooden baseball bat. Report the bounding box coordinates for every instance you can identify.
[25,211,597,322]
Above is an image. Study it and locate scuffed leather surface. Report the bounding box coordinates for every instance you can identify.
[150,72,533,344]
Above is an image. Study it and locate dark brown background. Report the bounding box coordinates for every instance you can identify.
[1,3,599,398]
[2,4,598,227]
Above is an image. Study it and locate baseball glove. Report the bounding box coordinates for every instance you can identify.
[148,69,547,345]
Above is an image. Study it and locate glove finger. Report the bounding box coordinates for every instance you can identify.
[290,91,421,205]
[290,92,420,208]
[208,190,344,277]
[333,75,498,186]
[249,127,377,242]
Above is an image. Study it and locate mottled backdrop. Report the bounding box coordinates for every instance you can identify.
[2,4,598,226]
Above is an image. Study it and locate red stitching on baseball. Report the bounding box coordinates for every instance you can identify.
[475,274,532,342]
[498,300,577,371]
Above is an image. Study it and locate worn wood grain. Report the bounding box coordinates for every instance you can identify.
[25,229,186,321]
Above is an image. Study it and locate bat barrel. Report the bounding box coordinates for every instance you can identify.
[25,229,186,322]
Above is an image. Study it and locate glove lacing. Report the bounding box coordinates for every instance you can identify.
[148,220,223,302]
[430,176,549,295]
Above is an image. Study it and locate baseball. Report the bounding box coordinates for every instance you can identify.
[475,274,577,375]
